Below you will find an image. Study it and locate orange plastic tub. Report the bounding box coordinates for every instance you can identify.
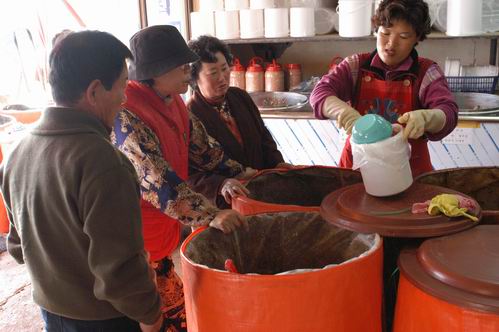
[232,166,363,215]
[0,114,16,234]
[181,212,383,332]
[0,108,42,124]
[394,226,499,332]
[0,142,10,234]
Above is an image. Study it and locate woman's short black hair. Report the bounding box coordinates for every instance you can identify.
[49,30,132,106]
[187,35,233,83]
[372,0,432,41]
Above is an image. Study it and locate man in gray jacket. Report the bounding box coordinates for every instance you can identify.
[0,31,163,332]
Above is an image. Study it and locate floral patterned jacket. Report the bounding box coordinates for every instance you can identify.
[112,109,243,226]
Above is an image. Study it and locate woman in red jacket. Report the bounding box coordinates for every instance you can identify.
[112,25,249,332]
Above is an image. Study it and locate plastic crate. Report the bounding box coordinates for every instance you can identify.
[445,76,499,94]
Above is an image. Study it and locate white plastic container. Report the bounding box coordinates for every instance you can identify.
[483,0,499,32]
[433,0,447,32]
[199,0,224,12]
[446,0,482,36]
[240,8,265,38]
[215,10,240,40]
[337,0,373,37]
[314,8,336,34]
[290,7,315,37]
[251,0,285,9]
[351,124,413,197]
[225,0,250,10]
[190,11,215,39]
[265,8,289,37]
[434,0,497,33]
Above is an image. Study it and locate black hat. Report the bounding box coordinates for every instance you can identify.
[128,25,199,81]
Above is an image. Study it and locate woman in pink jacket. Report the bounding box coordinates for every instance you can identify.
[310,0,458,177]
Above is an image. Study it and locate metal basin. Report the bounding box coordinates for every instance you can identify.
[249,92,308,111]
[453,92,499,115]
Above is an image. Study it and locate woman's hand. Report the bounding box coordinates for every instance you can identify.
[398,109,446,139]
[323,96,361,134]
[338,107,362,134]
[276,162,295,169]
[209,209,249,233]
[235,167,257,180]
[220,178,249,204]
[144,251,157,287]
[140,314,164,332]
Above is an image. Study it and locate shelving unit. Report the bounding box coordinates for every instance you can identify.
[223,31,499,44]
[223,31,499,64]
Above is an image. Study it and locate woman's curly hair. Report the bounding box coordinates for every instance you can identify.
[188,35,233,85]
[372,0,432,41]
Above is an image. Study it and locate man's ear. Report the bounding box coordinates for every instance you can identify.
[85,79,102,107]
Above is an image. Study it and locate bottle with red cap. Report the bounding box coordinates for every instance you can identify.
[245,57,265,93]
[230,57,246,90]
[265,59,284,92]
[286,63,302,91]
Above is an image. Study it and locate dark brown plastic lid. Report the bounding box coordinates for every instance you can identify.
[398,226,499,314]
[320,182,481,238]
[418,226,499,297]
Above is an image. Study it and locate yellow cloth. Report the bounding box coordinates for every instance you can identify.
[428,194,479,222]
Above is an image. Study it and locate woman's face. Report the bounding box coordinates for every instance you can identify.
[376,19,419,68]
[196,51,230,100]
[153,63,191,96]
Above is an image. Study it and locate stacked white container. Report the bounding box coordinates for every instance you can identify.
[290,7,315,37]
[265,8,290,37]
[225,0,250,10]
[215,10,240,39]
[338,0,373,37]
[240,9,265,38]
[190,11,215,39]
[199,0,224,12]
[446,0,482,36]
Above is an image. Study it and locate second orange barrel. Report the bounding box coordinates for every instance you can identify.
[394,225,499,331]
[232,166,363,215]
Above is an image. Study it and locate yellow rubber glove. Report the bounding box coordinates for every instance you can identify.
[428,194,478,222]
[397,109,446,140]
[323,96,361,134]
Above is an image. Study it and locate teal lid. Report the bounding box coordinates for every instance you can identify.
[351,114,393,144]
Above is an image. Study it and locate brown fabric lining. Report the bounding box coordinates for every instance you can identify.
[415,167,499,210]
[415,167,499,224]
[184,212,375,275]
[245,168,363,206]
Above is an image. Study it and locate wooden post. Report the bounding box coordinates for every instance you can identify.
[138,0,148,29]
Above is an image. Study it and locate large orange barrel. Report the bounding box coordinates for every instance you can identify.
[181,212,383,332]
[415,166,499,224]
[0,108,42,124]
[0,114,16,234]
[394,225,499,331]
[232,166,363,215]
[0,146,8,234]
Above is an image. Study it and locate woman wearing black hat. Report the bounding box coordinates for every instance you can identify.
[186,35,293,208]
[112,25,250,331]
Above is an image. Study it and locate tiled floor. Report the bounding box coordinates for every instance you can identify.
[0,235,183,331]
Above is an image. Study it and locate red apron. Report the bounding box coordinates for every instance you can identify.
[125,82,190,261]
[339,67,433,177]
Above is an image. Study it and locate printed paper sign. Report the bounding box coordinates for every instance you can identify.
[442,128,474,145]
